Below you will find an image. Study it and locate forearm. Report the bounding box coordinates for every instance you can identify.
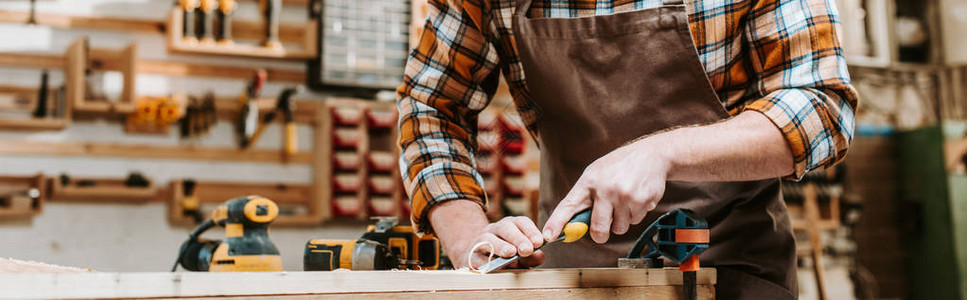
[647,111,794,182]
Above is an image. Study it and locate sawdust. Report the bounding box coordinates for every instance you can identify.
[0,258,94,273]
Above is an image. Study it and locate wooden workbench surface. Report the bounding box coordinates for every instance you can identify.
[0,268,716,299]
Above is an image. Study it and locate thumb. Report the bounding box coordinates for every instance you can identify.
[542,184,591,241]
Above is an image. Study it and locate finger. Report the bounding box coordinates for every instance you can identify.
[543,183,591,241]
[517,250,545,268]
[479,233,517,258]
[590,189,614,244]
[494,221,535,256]
[630,188,661,225]
[510,216,544,247]
[611,201,631,235]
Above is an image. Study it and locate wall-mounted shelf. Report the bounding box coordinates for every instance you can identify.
[166,11,317,60]
[0,10,310,44]
[0,141,313,164]
[49,176,157,203]
[0,174,46,218]
[166,179,320,226]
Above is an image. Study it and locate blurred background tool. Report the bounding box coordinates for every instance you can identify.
[31,70,48,118]
[197,0,217,44]
[179,0,200,43]
[242,87,299,159]
[172,195,282,272]
[234,69,266,148]
[259,0,281,48]
[215,0,236,45]
[304,217,442,271]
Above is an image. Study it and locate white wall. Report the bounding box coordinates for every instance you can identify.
[0,0,366,272]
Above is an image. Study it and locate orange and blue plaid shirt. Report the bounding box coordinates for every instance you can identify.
[397,0,859,233]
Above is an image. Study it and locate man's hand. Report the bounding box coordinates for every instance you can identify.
[429,201,545,270]
[542,112,795,245]
[542,138,670,244]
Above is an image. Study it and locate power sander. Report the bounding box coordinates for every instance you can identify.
[172,195,283,272]
[304,217,443,271]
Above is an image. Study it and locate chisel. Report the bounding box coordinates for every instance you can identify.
[476,209,592,274]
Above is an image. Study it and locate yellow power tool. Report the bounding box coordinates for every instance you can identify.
[172,195,283,272]
[304,217,442,271]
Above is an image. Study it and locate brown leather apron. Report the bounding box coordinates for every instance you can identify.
[511,0,798,298]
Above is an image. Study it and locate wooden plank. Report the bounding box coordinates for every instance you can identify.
[0,268,716,299]
[176,286,715,299]
[0,53,64,69]
[312,103,332,220]
[192,182,311,205]
[0,141,312,164]
[136,60,304,83]
[0,10,164,34]
[0,118,68,131]
[49,177,159,203]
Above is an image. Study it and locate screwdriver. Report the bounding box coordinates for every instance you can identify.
[476,209,592,274]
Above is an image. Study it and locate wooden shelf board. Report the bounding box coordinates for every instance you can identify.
[49,177,158,203]
[0,118,68,131]
[0,141,312,164]
[168,42,315,59]
[0,268,716,299]
[0,10,307,44]
[166,180,322,227]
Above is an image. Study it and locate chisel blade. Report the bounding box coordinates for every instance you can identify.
[476,255,520,274]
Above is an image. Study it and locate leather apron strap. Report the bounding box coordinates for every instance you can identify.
[510,0,797,298]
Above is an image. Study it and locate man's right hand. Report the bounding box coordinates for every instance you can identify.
[428,200,545,270]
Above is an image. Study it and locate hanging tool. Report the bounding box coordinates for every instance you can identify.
[179,0,200,43]
[216,0,236,45]
[235,70,267,148]
[198,0,218,44]
[180,179,203,223]
[242,87,299,159]
[259,0,281,48]
[32,70,49,118]
[27,0,37,25]
[620,209,710,300]
[172,195,283,272]
[304,217,442,271]
[475,209,592,274]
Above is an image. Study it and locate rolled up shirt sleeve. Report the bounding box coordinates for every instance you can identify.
[397,0,500,234]
[741,0,859,179]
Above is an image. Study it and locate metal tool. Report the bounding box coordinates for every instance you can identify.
[259,0,281,48]
[198,0,217,44]
[476,209,592,274]
[31,70,49,118]
[234,70,267,148]
[242,87,299,159]
[216,0,236,45]
[179,0,200,43]
[620,209,710,300]
[172,195,283,272]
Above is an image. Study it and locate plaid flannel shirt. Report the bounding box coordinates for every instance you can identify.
[397,0,859,234]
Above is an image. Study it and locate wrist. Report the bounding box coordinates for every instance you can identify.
[427,200,489,266]
[632,133,675,176]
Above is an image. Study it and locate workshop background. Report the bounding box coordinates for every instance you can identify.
[0,0,965,299]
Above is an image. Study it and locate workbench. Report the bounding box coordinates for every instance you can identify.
[0,268,716,299]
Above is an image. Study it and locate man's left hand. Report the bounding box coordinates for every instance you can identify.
[542,138,669,244]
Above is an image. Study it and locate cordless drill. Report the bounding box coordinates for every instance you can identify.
[172,195,283,272]
[304,217,442,271]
